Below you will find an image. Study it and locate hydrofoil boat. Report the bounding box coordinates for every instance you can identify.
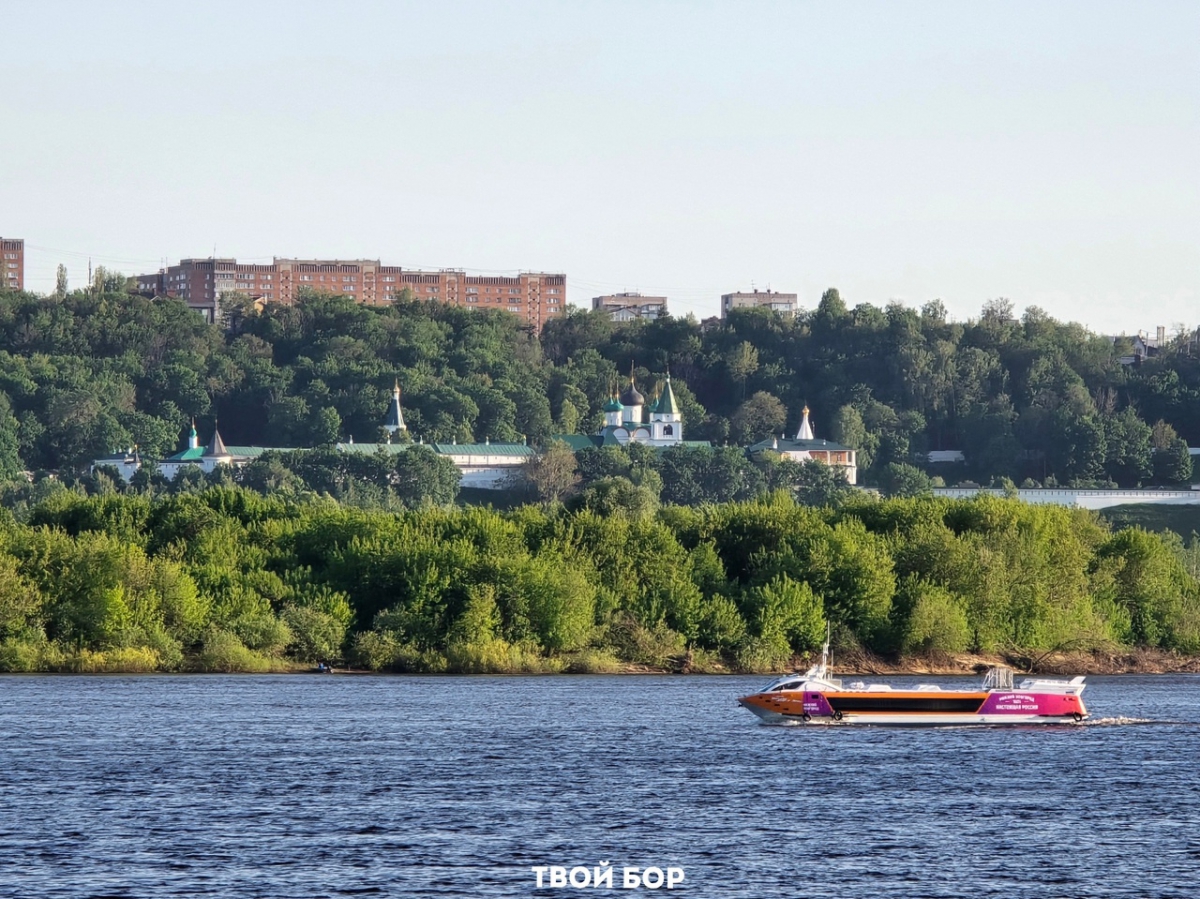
[738,639,1088,726]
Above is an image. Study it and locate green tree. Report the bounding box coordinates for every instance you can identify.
[730,391,787,445]
[898,580,971,654]
[394,445,461,506]
[767,458,852,507]
[518,441,580,504]
[569,476,659,519]
[0,554,40,639]
[1151,420,1193,485]
[749,574,826,653]
[879,462,933,497]
[726,341,759,399]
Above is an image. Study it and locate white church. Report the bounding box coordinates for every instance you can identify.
[748,405,858,484]
[100,374,892,490]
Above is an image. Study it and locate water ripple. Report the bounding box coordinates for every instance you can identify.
[0,674,1197,897]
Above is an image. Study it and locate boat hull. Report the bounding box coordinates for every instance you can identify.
[738,688,1088,726]
[739,703,1086,726]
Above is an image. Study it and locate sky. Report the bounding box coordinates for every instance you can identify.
[2,0,1197,332]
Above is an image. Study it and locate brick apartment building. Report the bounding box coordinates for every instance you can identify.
[1,237,23,291]
[721,288,797,318]
[592,292,668,322]
[136,256,566,331]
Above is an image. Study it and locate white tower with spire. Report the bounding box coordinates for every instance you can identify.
[201,424,232,472]
[383,380,407,436]
[188,419,200,450]
[649,375,683,444]
[796,405,815,441]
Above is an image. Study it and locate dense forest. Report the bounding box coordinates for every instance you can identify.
[3,281,1200,672]
[3,487,1200,673]
[0,282,1197,490]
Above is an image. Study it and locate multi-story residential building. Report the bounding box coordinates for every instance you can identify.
[721,288,797,318]
[592,292,668,322]
[1,237,24,292]
[136,256,567,331]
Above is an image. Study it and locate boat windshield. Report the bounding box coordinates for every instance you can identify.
[760,677,805,693]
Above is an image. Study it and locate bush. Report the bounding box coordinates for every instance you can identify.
[901,583,971,655]
[445,639,562,674]
[66,646,162,673]
[562,648,623,674]
[0,632,65,672]
[604,616,686,668]
[283,605,347,663]
[734,634,793,673]
[696,595,747,651]
[194,628,273,673]
[349,630,447,672]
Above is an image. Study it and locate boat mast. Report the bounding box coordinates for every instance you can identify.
[821,622,831,677]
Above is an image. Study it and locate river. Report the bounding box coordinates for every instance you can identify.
[1,673,1197,897]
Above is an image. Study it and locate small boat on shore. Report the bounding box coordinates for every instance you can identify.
[738,639,1088,726]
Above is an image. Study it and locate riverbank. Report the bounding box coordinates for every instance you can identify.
[7,647,1199,676]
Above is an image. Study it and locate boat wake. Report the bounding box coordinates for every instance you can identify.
[1079,716,1172,727]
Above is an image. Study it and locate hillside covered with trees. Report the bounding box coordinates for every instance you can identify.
[0,283,1196,492]
[3,282,1200,672]
[3,487,1200,674]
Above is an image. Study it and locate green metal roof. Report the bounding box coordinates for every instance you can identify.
[336,442,410,455]
[224,446,282,457]
[163,445,292,462]
[602,398,623,413]
[748,437,852,454]
[431,443,535,457]
[656,378,679,415]
[553,435,602,451]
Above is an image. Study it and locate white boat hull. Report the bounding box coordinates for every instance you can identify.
[742,706,1086,727]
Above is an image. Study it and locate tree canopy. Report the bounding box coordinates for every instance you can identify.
[1,486,1198,673]
[1,283,1196,489]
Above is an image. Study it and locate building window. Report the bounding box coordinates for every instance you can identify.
[383,276,395,282]
[548,288,560,294]
[343,276,355,282]
[427,287,438,293]
[508,306,521,312]
[466,287,478,294]
[509,288,520,294]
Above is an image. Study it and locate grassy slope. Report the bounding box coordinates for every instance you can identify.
[1099,503,1200,537]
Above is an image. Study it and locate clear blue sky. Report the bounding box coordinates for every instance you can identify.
[2,0,1197,331]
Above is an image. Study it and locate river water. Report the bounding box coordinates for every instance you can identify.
[1,673,1198,898]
